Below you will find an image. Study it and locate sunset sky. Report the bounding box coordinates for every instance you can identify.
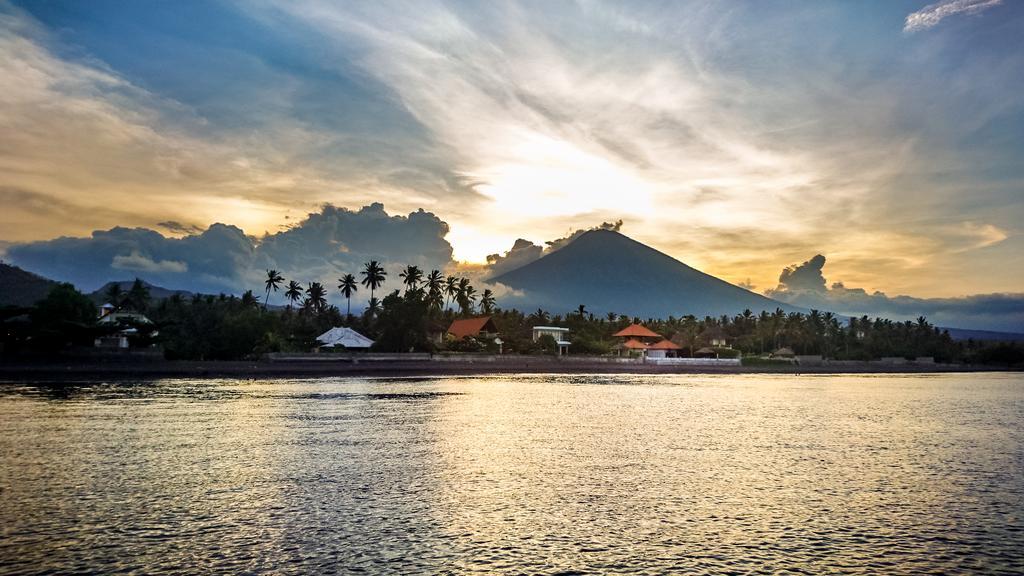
[1,0,1022,302]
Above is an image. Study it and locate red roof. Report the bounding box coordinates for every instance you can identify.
[612,323,661,338]
[620,338,650,349]
[447,316,498,339]
[649,338,682,350]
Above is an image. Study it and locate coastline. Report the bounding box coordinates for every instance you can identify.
[0,357,1014,382]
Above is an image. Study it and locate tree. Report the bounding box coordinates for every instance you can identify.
[304,282,327,315]
[104,283,124,310]
[480,289,496,314]
[399,265,423,294]
[425,270,444,310]
[125,278,151,313]
[456,277,475,315]
[444,275,459,311]
[576,304,587,318]
[337,274,358,317]
[264,268,284,309]
[284,281,303,309]
[360,260,387,305]
[241,290,261,309]
[365,296,381,318]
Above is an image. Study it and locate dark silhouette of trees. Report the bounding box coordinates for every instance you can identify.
[360,261,387,307]
[263,269,284,310]
[284,281,303,309]
[337,274,358,317]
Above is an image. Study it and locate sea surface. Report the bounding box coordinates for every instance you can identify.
[1,373,1022,574]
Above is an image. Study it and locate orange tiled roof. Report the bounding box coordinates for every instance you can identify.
[612,323,661,338]
[620,338,650,349]
[448,316,497,339]
[649,338,683,350]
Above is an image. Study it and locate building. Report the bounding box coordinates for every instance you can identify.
[700,326,730,348]
[532,326,570,355]
[316,327,375,350]
[95,309,153,348]
[447,316,499,340]
[647,338,683,359]
[612,323,661,357]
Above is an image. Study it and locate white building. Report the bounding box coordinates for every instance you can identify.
[532,326,570,356]
[316,327,375,350]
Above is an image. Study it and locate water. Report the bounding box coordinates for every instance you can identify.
[1,373,1022,574]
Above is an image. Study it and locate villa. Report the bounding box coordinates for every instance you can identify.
[448,316,499,340]
[612,323,682,358]
[316,327,375,350]
[532,326,571,355]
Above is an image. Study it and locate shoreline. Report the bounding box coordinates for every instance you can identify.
[0,358,1015,382]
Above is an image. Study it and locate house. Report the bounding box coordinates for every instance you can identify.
[448,316,499,340]
[316,327,375,350]
[647,338,683,359]
[95,310,154,348]
[532,326,570,355]
[699,326,730,348]
[612,323,662,357]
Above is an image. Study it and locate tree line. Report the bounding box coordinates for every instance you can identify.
[1,268,1021,366]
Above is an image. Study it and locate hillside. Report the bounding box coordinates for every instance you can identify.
[492,229,801,318]
[89,280,194,304]
[0,263,59,307]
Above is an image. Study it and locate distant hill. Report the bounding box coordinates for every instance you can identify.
[943,327,1024,343]
[492,229,802,318]
[0,263,59,307]
[89,280,194,304]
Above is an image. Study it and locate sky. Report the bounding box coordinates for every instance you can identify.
[1,0,1023,325]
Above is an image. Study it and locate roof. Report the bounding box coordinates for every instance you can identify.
[317,327,375,349]
[448,316,498,339]
[533,326,569,332]
[612,323,661,338]
[97,312,151,325]
[649,338,682,350]
[694,347,717,355]
[620,338,650,349]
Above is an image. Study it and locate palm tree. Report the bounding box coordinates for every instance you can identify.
[241,289,260,309]
[284,280,303,309]
[263,269,284,310]
[576,304,587,318]
[365,296,381,318]
[104,283,124,310]
[337,274,358,317]
[444,275,459,311]
[480,289,496,314]
[399,265,423,294]
[304,282,327,314]
[425,270,444,310]
[360,260,387,304]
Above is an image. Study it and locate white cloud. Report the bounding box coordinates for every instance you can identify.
[904,0,1003,33]
[111,251,189,274]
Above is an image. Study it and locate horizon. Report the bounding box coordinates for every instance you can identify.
[1,0,1022,331]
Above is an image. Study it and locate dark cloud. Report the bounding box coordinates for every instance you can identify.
[773,254,827,293]
[157,221,205,235]
[486,239,543,277]
[7,204,453,297]
[767,254,1024,332]
[485,220,625,278]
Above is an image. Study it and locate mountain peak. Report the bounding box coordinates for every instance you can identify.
[492,231,796,318]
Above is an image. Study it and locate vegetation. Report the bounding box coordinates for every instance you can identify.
[2,266,1022,367]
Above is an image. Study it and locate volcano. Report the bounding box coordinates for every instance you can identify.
[491,229,798,318]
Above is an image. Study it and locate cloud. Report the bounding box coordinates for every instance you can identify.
[774,255,828,293]
[904,0,1003,33]
[767,254,1024,332]
[157,221,205,236]
[484,220,625,277]
[6,204,453,298]
[111,251,188,274]
[485,239,543,277]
